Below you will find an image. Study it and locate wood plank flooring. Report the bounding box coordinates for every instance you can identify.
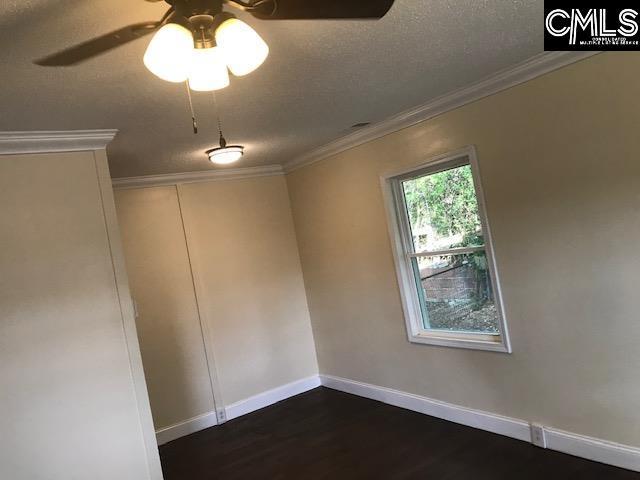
[160,387,640,479]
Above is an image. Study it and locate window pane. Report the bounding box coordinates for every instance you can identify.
[402,164,484,253]
[411,251,499,334]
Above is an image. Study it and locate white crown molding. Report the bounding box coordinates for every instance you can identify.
[284,51,601,173]
[0,130,118,155]
[111,164,284,189]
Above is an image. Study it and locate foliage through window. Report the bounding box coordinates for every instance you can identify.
[384,149,510,352]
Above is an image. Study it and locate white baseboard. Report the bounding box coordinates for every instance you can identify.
[225,375,321,421]
[155,375,321,445]
[155,411,218,446]
[544,427,640,472]
[320,374,530,441]
[319,374,640,473]
[155,373,640,472]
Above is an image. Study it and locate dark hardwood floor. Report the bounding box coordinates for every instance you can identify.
[160,387,639,479]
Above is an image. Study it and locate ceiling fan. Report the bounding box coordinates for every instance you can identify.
[35,0,396,91]
[36,0,395,165]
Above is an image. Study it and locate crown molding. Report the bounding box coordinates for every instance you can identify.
[284,51,601,173]
[111,164,284,189]
[0,130,118,155]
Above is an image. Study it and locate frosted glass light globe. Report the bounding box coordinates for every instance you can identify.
[144,23,194,83]
[215,18,269,76]
[207,146,244,164]
[188,47,230,91]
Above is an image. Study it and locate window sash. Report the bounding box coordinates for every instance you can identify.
[408,245,486,258]
[382,147,511,353]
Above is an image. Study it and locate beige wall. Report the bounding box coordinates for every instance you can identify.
[115,186,215,430]
[0,151,161,479]
[115,175,318,426]
[286,52,640,447]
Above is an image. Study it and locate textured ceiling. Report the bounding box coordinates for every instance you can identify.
[0,0,543,178]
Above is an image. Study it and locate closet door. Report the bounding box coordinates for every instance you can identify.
[114,186,215,435]
[177,176,318,405]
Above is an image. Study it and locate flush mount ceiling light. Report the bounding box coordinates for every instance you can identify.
[207,142,244,164]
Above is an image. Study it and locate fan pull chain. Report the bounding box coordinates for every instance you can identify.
[185,80,198,134]
[211,91,225,146]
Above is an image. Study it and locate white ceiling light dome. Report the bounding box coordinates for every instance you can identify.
[215,17,269,77]
[143,23,194,83]
[188,46,230,91]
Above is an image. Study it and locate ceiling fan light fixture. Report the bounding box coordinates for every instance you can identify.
[207,145,244,164]
[188,46,230,91]
[215,18,269,76]
[143,23,194,82]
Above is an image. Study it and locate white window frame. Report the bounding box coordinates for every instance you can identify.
[381,146,511,353]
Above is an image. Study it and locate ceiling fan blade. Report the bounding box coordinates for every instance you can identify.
[34,22,160,66]
[249,0,395,20]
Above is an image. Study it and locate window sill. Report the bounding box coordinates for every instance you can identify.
[409,331,512,353]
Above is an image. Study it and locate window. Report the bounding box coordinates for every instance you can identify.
[382,147,510,352]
